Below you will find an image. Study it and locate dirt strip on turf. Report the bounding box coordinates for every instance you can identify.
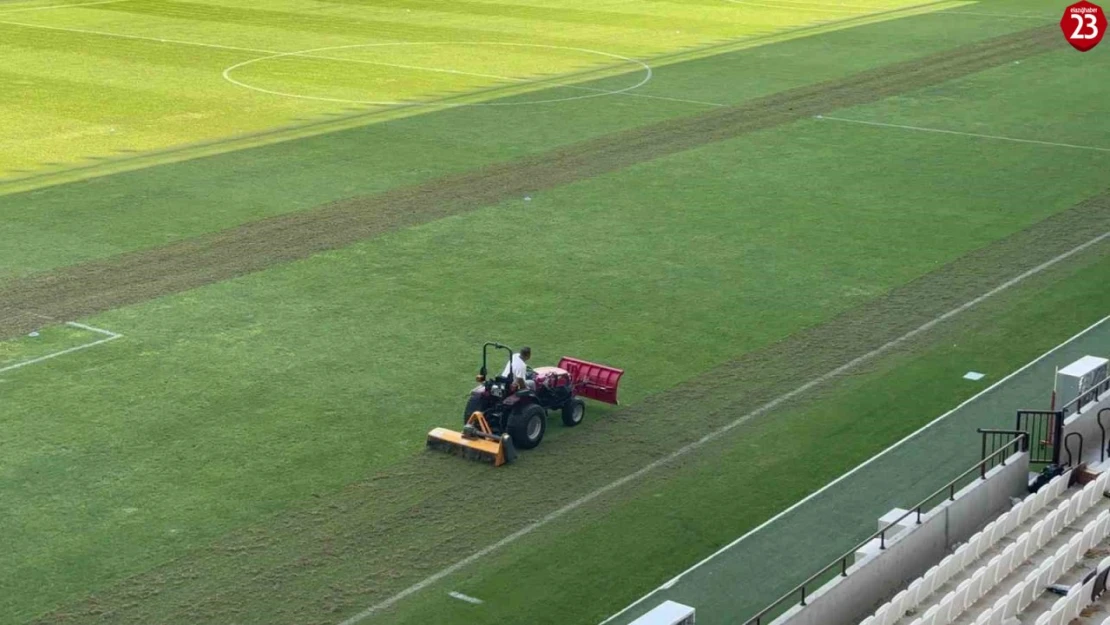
[31,185,1110,625]
[0,24,1061,342]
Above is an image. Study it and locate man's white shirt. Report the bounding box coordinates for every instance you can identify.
[501,353,528,380]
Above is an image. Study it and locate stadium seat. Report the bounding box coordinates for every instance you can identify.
[1068,490,1083,523]
[937,591,956,623]
[985,555,1002,589]
[990,596,1007,624]
[953,579,970,616]
[888,589,908,623]
[1049,596,1066,625]
[1020,570,1040,610]
[1004,505,1022,534]
[991,512,1010,545]
[968,568,985,604]
[921,603,939,625]
[1026,490,1043,522]
[1029,519,1046,550]
[1063,588,1081,623]
[1003,585,1021,619]
[906,578,924,610]
[1064,534,1083,570]
[1097,510,1110,542]
[939,554,958,587]
[1081,519,1099,553]
[1000,541,1016,575]
[1051,545,1068,580]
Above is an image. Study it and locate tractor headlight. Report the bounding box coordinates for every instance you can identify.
[490,385,503,397]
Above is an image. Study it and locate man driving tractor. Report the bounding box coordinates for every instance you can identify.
[501,345,534,391]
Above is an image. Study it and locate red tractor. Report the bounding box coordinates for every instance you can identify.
[427,343,624,466]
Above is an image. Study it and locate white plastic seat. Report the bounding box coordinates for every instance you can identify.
[1064,587,1082,622]
[939,554,958,586]
[999,543,1015,577]
[888,589,908,624]
[1081,520,1098,554]
[953,579,971,616]
[990,596,1007,624]
[1004,507,1022,534]
[1048,597,1066,625]
[1051,545,1069,580]
[1047,508,1064,538]
[860,616,874,625]
[991,514,1009,545]
[1096,470,1109,495]
[918,566,938,604]
[968,568,985,604]
[870,604,888,625]
[988,605,1004,625]
[1048,474,1064,501]
[1068,490,1083,523]
[985,555,1001,588]
[1029,520,1046,550]
[1083,479,1100,513]
[1020,572,1039,611]
[1003,586,1021,619]
[1034,612,1050,625]
[1097,510,1110,542]
[974,609,990,625]
[906,578,924,610]
[956,542,976,571]
[921,603,939,625]
[1065,534,1083,570]
[937,590,956,624]
[1060,498,1075,527]
[1033,487,1048,516]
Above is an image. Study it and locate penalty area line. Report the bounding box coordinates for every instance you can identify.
[816,116,1110,154]
[0,322,123,374]
[339,233,1110,624]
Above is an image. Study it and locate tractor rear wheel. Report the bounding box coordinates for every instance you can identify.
[508,404,546,449]
[561,398,585,427]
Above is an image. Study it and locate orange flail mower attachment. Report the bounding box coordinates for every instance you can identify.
[426,411,517,467]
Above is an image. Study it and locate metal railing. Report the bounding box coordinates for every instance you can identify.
[1016,410,1063,465]
[1061,370,1110,418]
[741,432,1028,625]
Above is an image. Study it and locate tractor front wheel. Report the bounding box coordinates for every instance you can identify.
[463,394,483,425]
[509,404,547,449]
[561,398,585,427]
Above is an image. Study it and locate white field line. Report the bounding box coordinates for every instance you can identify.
[0,0,130,14]
[447,591,484,605]
[341,232,1110,625]
[939,9,1054,19]
[608,310,1110,621]
[0,20,652,100]
[817,116,1110,153]
[0,322,122,374]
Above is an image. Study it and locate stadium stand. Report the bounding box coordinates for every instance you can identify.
[733,355,1110,625]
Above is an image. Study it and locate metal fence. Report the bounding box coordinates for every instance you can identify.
[741,432,1028,625]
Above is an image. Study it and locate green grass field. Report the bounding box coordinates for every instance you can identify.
[1,0,1106,624]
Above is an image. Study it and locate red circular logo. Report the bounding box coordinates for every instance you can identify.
[1061,1,1107,52]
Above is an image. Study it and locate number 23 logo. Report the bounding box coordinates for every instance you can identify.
[1061,1,1107,52]
[1071,12,1100,38]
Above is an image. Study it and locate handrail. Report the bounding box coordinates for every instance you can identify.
[1064,432,1084,468]
[1099,409,1110,462]
[1061,370,1110,417]
[742,432,1028,625]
